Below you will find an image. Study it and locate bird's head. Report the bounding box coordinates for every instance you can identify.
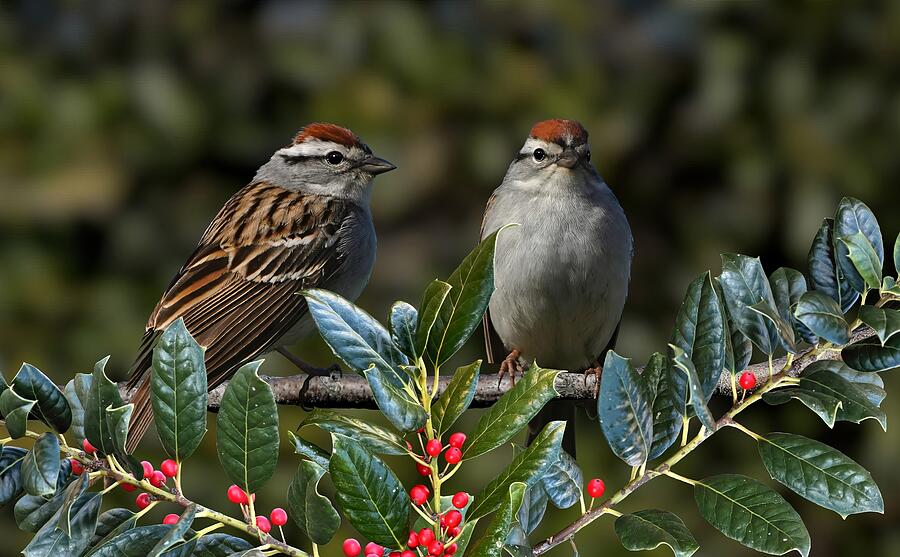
[505,119,598,189]
[256,123,396,204]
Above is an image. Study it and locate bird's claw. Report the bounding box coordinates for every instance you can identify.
[498,349,522,388]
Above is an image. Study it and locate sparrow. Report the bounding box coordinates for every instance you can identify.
[124,123,395,453]
[481,119,633,456]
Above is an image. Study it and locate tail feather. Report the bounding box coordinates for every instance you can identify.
[527,399,577,457]
[125,378,154,454]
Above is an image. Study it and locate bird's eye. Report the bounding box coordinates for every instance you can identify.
[585,151,591,161]
[532,148,546,162]
[325,151,344,165]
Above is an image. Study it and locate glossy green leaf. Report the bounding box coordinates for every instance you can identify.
[22,432,60,497]
[427,226,512,368]
[364,364,426,432]
[646,352,681,460]
[85,357,125,456]
[808,218,859,312]
[763,388,842,428]
[794,291,850,345]
[469,421,564,521]
[669,345,716,433]
[838,232,882,291]
[614,509,699,557]
[89,525,171,557]
[150,319,208,461]
[882,276,900,298]
[834,197,883,294]
[148,504,197,557]
[0,387,36,438]
[57,473,89,536]
[728,323,753,374]
[599,351,653,466]
[24,492,101,557]
[329,434,407,547]
[719,254,781,355]
[465,366,560,460]
[63,377,87,446]
[694,474,810,557]
[671,272,726,401]
[894,232,900,277]
[517,483,548,535]
[433,360,481,434]
[0,445,27,506]
[467,482,526,557]
[15,478,71,533]
[542,450,583,509]
[858,306,900,346]
[89,508,135,548]
[416,279,453,359]
[304,289,408,384]
[191,534,254,557]
[288,460,341,544]
[757,432,883,518]
[841,366,887,406]
[287,431,330,468]
[299,409,405,455]
[216,361,279,494]
[748,301,797,354]
[842,334,900,373]
[107,403,133,457]
[11,363,72,433]
[769,267,817,345]
[786,364,886,429]
[389,301,419,359]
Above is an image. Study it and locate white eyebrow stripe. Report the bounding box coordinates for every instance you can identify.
[277,140,347,158]
[519,138,561,154]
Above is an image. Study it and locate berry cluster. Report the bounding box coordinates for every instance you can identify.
[226,484,287,535]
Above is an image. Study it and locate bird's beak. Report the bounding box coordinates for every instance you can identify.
[359,156,397,175]
[556,149,579,169]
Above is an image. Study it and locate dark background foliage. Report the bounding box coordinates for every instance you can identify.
[1,1,898,555]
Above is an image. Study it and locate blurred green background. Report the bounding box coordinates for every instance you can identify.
[1,1,898,555]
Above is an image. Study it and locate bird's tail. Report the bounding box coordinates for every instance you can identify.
[527,399,577,457]
[125,378,154,454]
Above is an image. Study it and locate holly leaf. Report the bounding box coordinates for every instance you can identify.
[433,360,481,435]
[216,361,279,494]
[669,345,716,433]
[21,432,60,497]
[834,197,883,294]
[541,450,583,510]
[718,254,780,355]
[287,431,330,469]
[298,409,406,455]
[288,460,341,544]
[614,509,699,557]
[0,445,27,506]
[857,306,900,346]
[10,363,72,433]
[769,267,817,345]
[416,280,453,359]
[794,291,850,345]
[838,232,883,291]
[150,318,208,461]
[0,387,36,439]
[694,474,810,557]
[646,352,682,460]
[842,334,900,373]
[599,351,653,467]
[191,534,254,557]
[671,272,726,401]
[389,301,419,359]
[467,482,526,557]
[808,218,859,312]
[84,357,125,456]
[364,364,427,432]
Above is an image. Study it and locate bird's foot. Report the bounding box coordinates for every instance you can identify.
[498,349,523,387]
[277,346,341,378]
[584,363,603,398]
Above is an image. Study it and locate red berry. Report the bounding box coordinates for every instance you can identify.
[342,539,362,557]
[227,484,248,504]
[149,470,167,488]
[160,459,178,478]
[364,542,383,555]
[70,459,84,476]
[82,438,97,454]
[410,484,430,505]
[448,432,466,448]
[163,513,179,525]
[407,531,419,548]
[419,528,436,546]
[402,552,416,557]
[391,553,402,557]
[587,478,605,498]
[135,492,152,509]
[255,515,271,533]
[444,510,462,528]
[365,554,379,557]
[428,541,444,555]
[141,460,154,479]
[270,507,288,526]
[446,543,458,555]
[739,371,756,390]
[425,439,443,457]
[451,492,469,509]
[444,447,462,465]
[416,463,432,476]
[448,526,461,537]
[121,482,136,492]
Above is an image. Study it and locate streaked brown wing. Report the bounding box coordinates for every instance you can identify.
[127,182,354,388]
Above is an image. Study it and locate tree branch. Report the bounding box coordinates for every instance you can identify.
[120,327,873,410]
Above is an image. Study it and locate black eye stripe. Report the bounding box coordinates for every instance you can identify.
[280,154,315,165]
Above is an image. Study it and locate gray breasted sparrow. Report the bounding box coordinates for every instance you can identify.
[125,123,395,452]
[481,119,633,455]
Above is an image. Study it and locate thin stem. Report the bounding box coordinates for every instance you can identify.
[312,543,320,557]
[767,355,774,382]
[680,416,690,447]
[411,502,434,523]
[663,470,698,486]
[731,373,738,405]
[603,508,623,518]
[194,523,225,538]
[728,420,764,441]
